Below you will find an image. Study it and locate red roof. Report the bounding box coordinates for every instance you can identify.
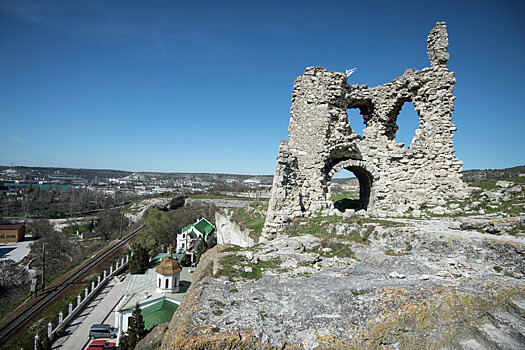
[87,340,116,349]
[89,340,107,345]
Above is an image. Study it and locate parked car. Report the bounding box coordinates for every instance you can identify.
[87,339,116,350]
[89,324,118,339]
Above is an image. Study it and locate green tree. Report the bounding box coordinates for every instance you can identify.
[118,333,131,350]
[125,303,147,349]
[141,208,171,249]
[96,209,129,241]
[35,328,51,350]
[129,243,149,274]
[27,219,54,239]
[195,239,208,265]
[180,253,191,267]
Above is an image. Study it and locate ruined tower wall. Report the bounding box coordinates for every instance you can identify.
[262,23,470,240]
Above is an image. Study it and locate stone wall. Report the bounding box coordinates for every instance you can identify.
[262,22,470,240]
[185,198,250,208]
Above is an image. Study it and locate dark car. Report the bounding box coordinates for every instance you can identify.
[89,324,118,339]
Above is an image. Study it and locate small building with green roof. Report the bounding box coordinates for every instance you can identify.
[176,218,215,255]
[141,299,179,330]
[114,255,192,340]
[149,251,185,267]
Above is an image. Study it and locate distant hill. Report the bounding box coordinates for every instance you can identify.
[461,165,525,183]
[0,165,274,185]
[2,165,523,185]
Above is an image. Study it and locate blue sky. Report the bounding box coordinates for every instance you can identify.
[0,0,523,175]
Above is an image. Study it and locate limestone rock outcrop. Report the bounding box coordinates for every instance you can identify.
[159,217,525,349]
[216,210,256,247]
[262,22,469,240]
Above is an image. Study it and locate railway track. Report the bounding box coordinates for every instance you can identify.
[0,225,145,345]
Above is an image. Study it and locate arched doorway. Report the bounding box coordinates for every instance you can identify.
[327,160,375,212]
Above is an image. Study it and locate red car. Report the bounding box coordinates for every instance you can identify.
[87,339,116,350]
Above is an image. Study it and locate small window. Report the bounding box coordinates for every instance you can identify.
[158,278,161,288]
[165,279,169,289]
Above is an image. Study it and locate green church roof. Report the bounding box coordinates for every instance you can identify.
[182,218,214,236]
[149,253,185,267]
[141,299,179,330]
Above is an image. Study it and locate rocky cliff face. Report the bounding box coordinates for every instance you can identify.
[159,212,525,349]
[216,211,255,247]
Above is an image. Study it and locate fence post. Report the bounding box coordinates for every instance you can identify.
[84,288,88,299]
[121,257,124,266]
[47,322,52,338]
[110,265,113,275]
[97,276,101,286]
[104,270,107,280]
[69,303,73,315]
[77,295,81,308]
[34,334,39,350]
[58,312,63,325]
[91,281,95,292]
[126,254,129,263]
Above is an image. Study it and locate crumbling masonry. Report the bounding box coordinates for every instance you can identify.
[262,22,470,240]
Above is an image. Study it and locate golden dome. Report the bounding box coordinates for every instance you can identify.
[155,256,182,275]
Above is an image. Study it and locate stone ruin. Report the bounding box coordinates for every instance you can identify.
[262,22,471,241]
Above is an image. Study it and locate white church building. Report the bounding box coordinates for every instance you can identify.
[176,218,215,255]
[114,252,190,340]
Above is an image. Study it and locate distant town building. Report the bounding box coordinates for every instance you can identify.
[0,224,25,242]
[176,218,215,255]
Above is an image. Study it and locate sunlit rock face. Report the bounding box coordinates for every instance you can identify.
[262,22,469,241]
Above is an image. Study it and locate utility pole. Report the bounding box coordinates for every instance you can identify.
[41,243,47,292]
[119,212,123,239]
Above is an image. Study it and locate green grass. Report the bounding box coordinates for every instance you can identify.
[469,176,525,191]
[417,176,525,218]
[331,191,359,202]
[286,214,401,242]
[385,248,409,256]
[229,202,268,241]
[307,240,354,258]
[62,224,89,236]
[215,254,282,281]
[0,275,98,350]
[223,245,243,253]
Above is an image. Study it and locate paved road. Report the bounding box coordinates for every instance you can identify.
[52,275,129,350]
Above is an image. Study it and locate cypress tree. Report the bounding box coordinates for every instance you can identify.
[118,333,130,350]
[126,303,147,348]
[129,243,149,274]
[195,239,208,264]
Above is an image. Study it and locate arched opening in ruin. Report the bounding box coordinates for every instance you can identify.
[347,108,366,137]
[328,163,374,212]
[392,101,421,149]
